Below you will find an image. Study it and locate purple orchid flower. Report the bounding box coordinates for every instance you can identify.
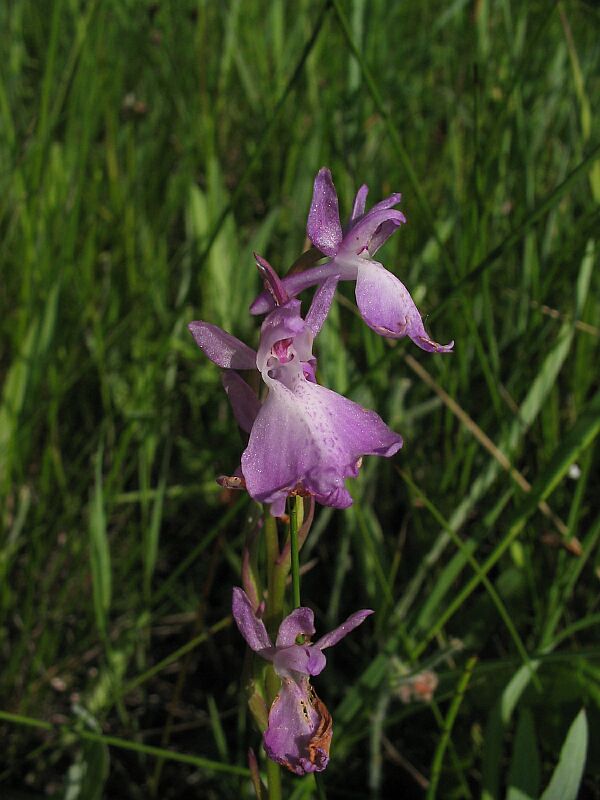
[232,586,373,775]
[188,255,402,517]
[250,167,453,354]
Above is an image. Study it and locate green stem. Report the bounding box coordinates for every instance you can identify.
[264,510,285,636]
[264,664,283,800]
[265,755,282,800]
[289,495,301,609]
[263,507,283,800]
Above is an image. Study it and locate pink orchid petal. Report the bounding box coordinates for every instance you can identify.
[350,184,369,222]
[276,607,316,647]
[273,646,313,675]
[240,378,402,513]
[188,321,257,369]
[305,277,339,336]
[221,371,260,434]
[272,645,327,678]
[355,261,453,353]
[256,646,277,663]
[232,587,272,651]
[368,219,403,255]
[269,494,287,518]
[306,647,327,676]
[367,192,403,214]
[303,358,317,383]
[350,189,401,225]
[314,609,374,650]
[263,677,332,775]
[307,168,343,257]
[339,209,406,257]
[271,644,327,677]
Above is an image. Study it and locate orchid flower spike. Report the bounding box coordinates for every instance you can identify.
[232,587,373,775]
[189,257,402,516]
[251,167,453,354]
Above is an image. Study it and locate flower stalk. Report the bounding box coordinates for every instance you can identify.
[262,509,284,799]
[187,166,453,783]
[264,699,282,800]
[263,511,285,639]
[289,496,302,610]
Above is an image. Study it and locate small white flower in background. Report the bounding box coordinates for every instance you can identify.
[568,463,581,480]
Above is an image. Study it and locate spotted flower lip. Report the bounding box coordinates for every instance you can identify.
[189,257,402,517]
[250,167,453,354]
[232,587,373,775]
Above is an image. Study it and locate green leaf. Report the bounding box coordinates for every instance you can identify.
[482,703,504,800]
[540,709,588,800]
[483,664,540,800]
[63,707,109,800]
[506,709,540,800]
[143,436,171,603]
[89,440,111,638]
[207,694,229,761]
[63,740,109,800]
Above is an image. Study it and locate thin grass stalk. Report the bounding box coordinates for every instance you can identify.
[426,657,478,799]
[0,710,250,776]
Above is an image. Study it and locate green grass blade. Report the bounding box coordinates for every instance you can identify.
[207,694,229,762]
[122,615,231,696]
[196,0,331,269]
[426,656,477,800]
[143,437,172,603]
[506,709,540,800]
[89,440,111,639]
[540,709,588,800]
[0,710,251,777]
[406,242,594,629]
[436,143,600,312]
[331,0,456,280]
[401,470,537,683]
[482,662,541,800]
[63,707,109,800]
[417,387,600,653]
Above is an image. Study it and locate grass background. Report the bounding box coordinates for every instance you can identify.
[1,0,599,797]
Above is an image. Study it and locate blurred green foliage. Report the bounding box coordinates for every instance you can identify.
[0,0,599,797]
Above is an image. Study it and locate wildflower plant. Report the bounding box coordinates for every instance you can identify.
[188,168,451,794]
